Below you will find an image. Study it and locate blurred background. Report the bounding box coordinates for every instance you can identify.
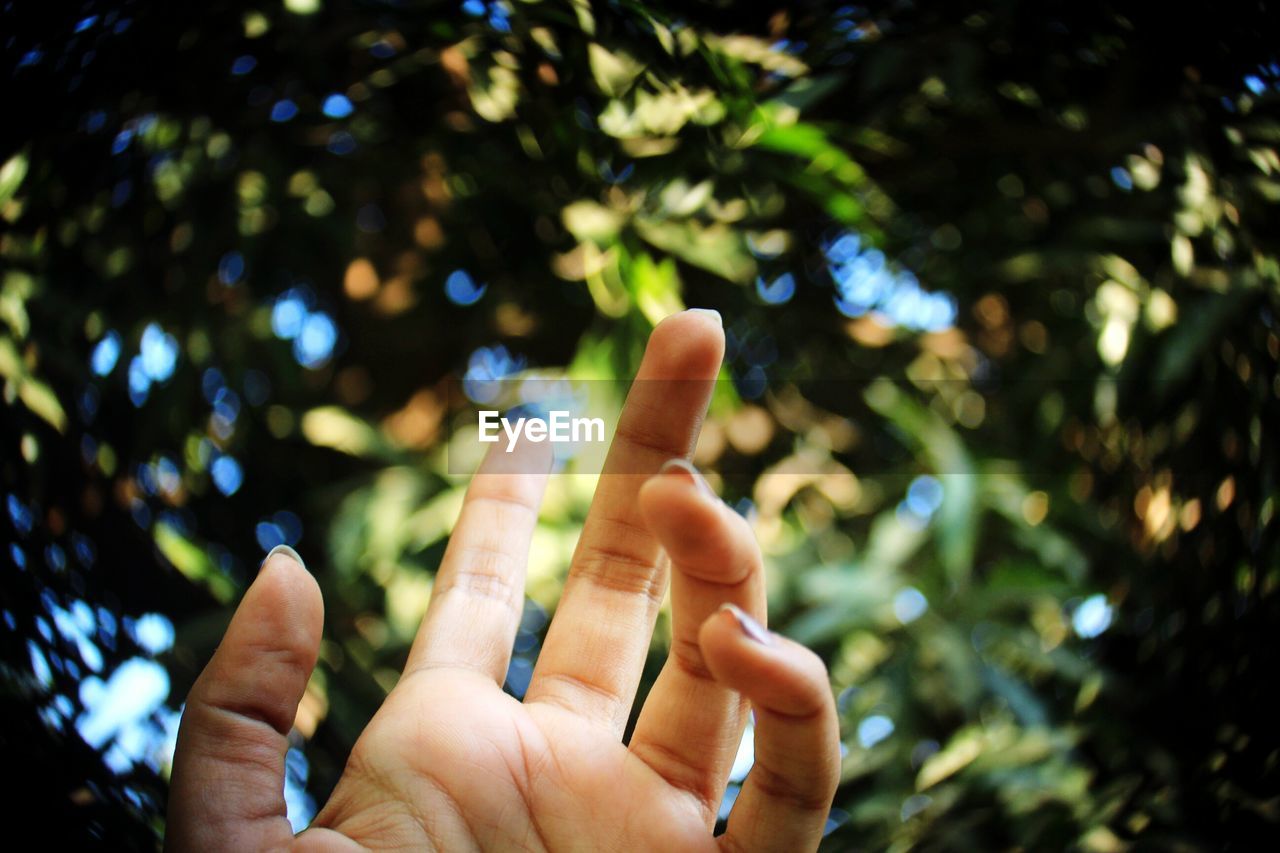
[2,0,1279,848]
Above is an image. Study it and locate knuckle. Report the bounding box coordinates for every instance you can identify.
[440,546,521,609]
[571,542,665,605]
[470,491,539,521]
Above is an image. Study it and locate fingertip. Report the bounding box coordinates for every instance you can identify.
[698,599,760,659]
[699,609,833,719]
[658,306,722,331]
[639,459,717,516]
[640,465,760,587]
[263,543,305,572]
[248,545,325,651]
[685,307,723,326]
[645,309,726,379]
[658,458,717,495]
[717,602,773,644]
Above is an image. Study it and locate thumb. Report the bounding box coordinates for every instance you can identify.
[166,545,324,851]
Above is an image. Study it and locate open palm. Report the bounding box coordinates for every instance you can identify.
[166,311,839,852]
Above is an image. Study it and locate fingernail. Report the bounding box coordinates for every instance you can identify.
[659,458,717,500]
[686,307,722,326]
[262,544,305,572]
[719,602,772,645]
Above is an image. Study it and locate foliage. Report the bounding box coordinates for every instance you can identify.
[2,0,1278,848]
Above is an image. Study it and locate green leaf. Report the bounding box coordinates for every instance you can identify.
[752,118,865,188]
[588,43,643,97]
[155,523,236,603]
[1151,288,1256,391]
[629,251,684,325]
[704,34,809,78]
[917,726,985,790]
[0,150,28,206]
[0,335,67,433]
[864,380,978,587]
[562,201,624,243]
[301,406,390,459]
[18,376,67,433]
[770,72,847,113]
[633,216,756,284]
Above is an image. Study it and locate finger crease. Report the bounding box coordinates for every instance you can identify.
[755,703,829,726]
[629,737,719,814]
[530,671,622,725]
[669,636,717,682]
[613,419,692,462]
[200,692,296,738]
[746,759,834,812]
[571,546,666,605]
[510,724,552,853]
[439,553,521,610]
[592,512,653,540]
[674,561,756,589]
[469,493,541,517]
[415,765,483,851]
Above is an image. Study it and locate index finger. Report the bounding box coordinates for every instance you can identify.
[525,309,724,734]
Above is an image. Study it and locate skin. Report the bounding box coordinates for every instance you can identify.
[166,310,841,852]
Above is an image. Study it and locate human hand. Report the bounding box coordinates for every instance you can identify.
[165,310,840,851]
